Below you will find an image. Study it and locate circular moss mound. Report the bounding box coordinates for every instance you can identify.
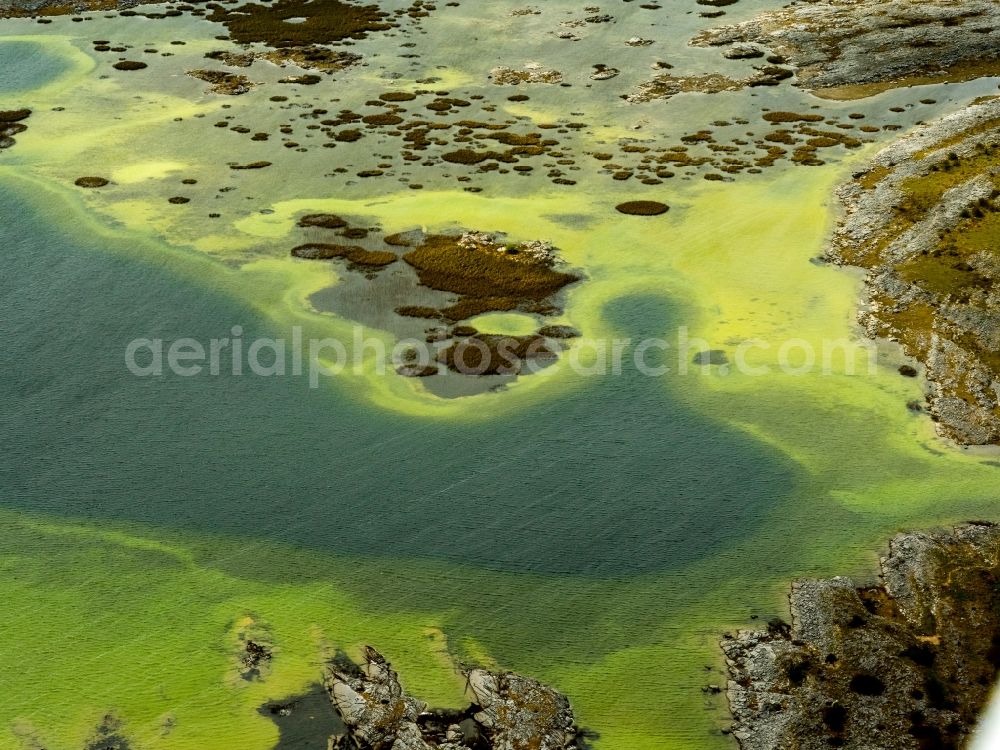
[113,61,148,71]
[615,200,670,216]
[75,176,110,188]
[379,91,416,102]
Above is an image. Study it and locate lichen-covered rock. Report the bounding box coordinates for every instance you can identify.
[826,96,1000,445]
[692,0,1000,95]
[468,669,578,750]
[724,523,1000,749]
[325,647,431,750]
[324,647,582,749]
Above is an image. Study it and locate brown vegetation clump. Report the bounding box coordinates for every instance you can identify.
[291,243,396,268]
[298,214,348,229]
[402,234,578,321]
[395,305,442,320]
[763,111,826,124]
[615,200,670,216]
[229,161,272,170]
[75,176,110,188]
[112,60,147,71]
[263,47,360,71]
[438,334,555,375]
[0,109,31,122]
[206,0,392,48]
[380,91,417,102]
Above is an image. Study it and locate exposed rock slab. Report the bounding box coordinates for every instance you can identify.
[724,523,1000,749]
[325,646,581,750]
[692,0,1000,97]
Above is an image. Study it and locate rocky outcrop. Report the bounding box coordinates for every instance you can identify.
[723,523,1000,749]
[324,646,581,750]
[692,0,1000,96]
[826,96,1000,445]
[624,67,793,104]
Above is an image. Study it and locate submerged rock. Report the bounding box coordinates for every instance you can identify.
[83,714,131,750]
[324,646,582,750]
[723,523,1000,749]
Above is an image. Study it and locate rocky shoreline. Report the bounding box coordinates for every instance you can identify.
[826,96,1000,445]
[324,646,583,750]
[692,0,1000,98]
[722,522,1000,749]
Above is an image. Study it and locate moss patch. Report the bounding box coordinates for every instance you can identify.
[615,201,670,216]
[0,109,31,122]
[298,214,348,230]
[291,243,397,268]
[75,176,110,188]
[206,0,392,48]
[438,334,554,376]
[402,234,579,321]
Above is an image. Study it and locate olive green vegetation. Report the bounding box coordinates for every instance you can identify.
[112,60,147,71]
[263,46,360,72]
[615,201,670,216]
[438,334,554,375]
[298,214,348,230]
[291,243,398,268]
[396,305,443,320]
[187,69,253,95]
[230,162,273,170]
[836,120,1000,431]
[206,0,392,48]
[380,91,417,103]
[0,108,31,122]
[402,235,579,322]
[0,109,30,150]
[762,111,826,124]
[74,176,110,188]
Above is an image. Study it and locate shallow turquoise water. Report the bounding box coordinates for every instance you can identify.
[0,40,70,94]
